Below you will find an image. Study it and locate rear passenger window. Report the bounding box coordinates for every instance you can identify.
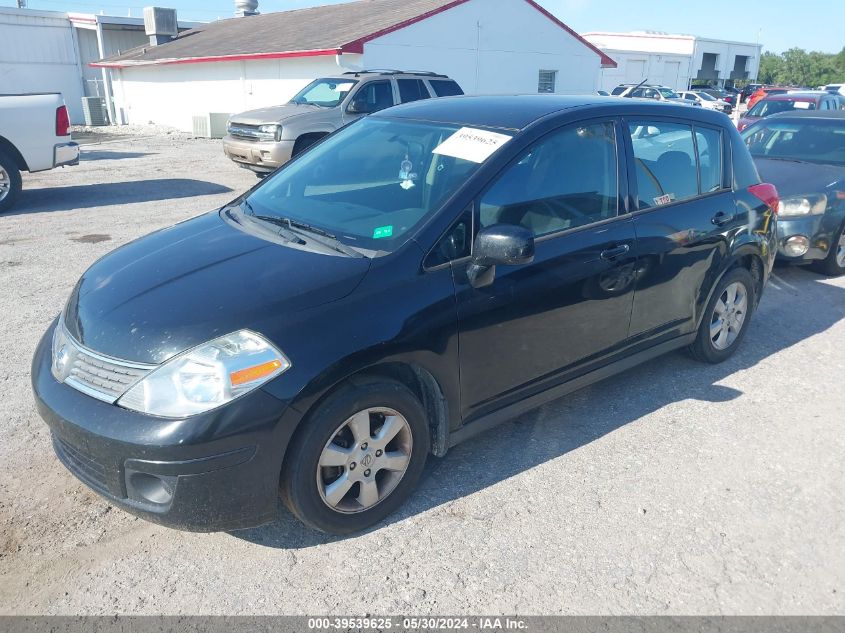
[398,79,430,103]
[696,128,723,193]
[430,80,464,97]
[629,122,699,208]
[480,122,618,237]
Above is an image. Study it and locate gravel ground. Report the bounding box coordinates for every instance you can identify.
[0,128,843,615]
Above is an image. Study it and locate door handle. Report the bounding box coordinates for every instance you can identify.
[711,211,736,226]
[600,244,630,261]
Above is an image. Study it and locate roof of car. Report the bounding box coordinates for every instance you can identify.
[765,91,829,101]
[768,110,845,121]
[374,94,729,130]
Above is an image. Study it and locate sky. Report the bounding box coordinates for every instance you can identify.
[4,0,843,54]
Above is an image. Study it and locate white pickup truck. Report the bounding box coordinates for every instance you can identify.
[0,93,79,213]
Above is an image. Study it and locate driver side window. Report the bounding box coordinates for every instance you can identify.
[479,122,619,237]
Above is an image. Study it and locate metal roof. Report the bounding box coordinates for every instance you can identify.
[93,0,616,69]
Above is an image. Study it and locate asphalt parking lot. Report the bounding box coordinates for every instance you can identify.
[0,129,843,615]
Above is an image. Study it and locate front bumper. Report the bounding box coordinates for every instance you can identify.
[776,214,835,262]
[31,322,298,531]
[54,142,79,168]
[222,136,295,173]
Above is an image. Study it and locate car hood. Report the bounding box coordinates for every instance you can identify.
[64,211,371,364]
[229,103,323,125]
[754,157,845,198]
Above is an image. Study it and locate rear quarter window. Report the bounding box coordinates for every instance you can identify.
[732,130,761,189]
[429,80,464,97]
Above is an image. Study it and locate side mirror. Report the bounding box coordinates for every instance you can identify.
[347,98,373,114]
[467,224,535,288]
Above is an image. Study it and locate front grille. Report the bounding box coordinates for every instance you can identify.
[228,123,264,141]
[53,435,109,493]
[65,347,149,401]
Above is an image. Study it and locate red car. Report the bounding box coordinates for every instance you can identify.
[746,86,796,110]
[737,91,841,131]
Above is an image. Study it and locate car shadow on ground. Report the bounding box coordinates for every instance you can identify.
[8,179,232,215]
[81,150,153,161]
[231,266,845,549]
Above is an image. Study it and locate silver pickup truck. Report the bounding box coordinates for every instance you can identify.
[0,93,79,212]
[223,70,463,176]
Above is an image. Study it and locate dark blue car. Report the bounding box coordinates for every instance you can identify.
[33,96,778,534]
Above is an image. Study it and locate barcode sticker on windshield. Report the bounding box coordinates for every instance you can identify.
[793,101,812,109]
[433,127,513,163]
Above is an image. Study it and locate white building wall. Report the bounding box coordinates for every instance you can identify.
[595,50,692,92]
[0,8,85,122]
[363,0,602,95]
[584,31,762,92]
[113,55,362,131]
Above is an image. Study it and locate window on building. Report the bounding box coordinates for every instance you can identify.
[397,79,431,103]
[538,70,557,94]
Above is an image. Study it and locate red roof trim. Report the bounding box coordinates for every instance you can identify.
[521,0,617,68]
[341,0,616,68]
[91,48,341,69]
[341,0,471,54]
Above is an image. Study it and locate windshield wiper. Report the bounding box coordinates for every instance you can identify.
[240,200,306,245]
[279,218,365,258]
[242,202,363,258]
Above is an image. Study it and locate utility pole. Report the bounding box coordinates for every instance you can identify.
[16,0,27,8]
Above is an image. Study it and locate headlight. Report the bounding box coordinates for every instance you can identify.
[117,330,290,417]
[258,124,282,142]
[51,315,71,381]
[777,194,827,217]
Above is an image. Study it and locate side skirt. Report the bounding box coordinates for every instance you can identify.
[447,333,696,449]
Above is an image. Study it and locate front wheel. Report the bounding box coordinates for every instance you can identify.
[281,379,429,534]
[811,225,845,277]
[689,267,756,364]
[0,148,22,213]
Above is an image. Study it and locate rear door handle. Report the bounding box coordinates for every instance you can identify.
[600,244,630,261]
[711,211,736,226]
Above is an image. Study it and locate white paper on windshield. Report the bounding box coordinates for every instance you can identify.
[793,101,812,109]
[332,83,355,92]
[433,127,513,163]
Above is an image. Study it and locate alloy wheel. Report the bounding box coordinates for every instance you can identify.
[316,407,413,514]
[0,165,10,203]
[710,282,748,351]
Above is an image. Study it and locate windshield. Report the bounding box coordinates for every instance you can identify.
[244,118,502,253]
[741,119,845,166]
[658,88,680,99]
[290,78,358,107]
[748,99,816,118]
[696,91,717,101]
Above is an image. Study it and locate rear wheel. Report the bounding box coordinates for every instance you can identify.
[281,379,429,533]
[689,267,756,364]
[811,224,845,276]
[0,149,22,213]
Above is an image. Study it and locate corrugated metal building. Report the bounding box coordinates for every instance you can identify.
[94,0,617,132]
[582,31,762,93]
[0,7,197,124]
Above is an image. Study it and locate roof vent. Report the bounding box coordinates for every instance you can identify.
[234,0,259,17]
[143,6,178,46]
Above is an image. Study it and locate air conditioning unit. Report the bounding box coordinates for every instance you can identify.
[81,96,108,126]
[192,113,230,139]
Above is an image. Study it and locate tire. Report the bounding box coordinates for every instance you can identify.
[292,134,325,158]
[0,148,23,214]
[281,379,429,534]
[688,267,756,364]
[811,224,845,277]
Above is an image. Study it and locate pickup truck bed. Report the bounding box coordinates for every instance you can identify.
[0,93,79,212]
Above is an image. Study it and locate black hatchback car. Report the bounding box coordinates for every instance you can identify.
[32,96,779,534]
